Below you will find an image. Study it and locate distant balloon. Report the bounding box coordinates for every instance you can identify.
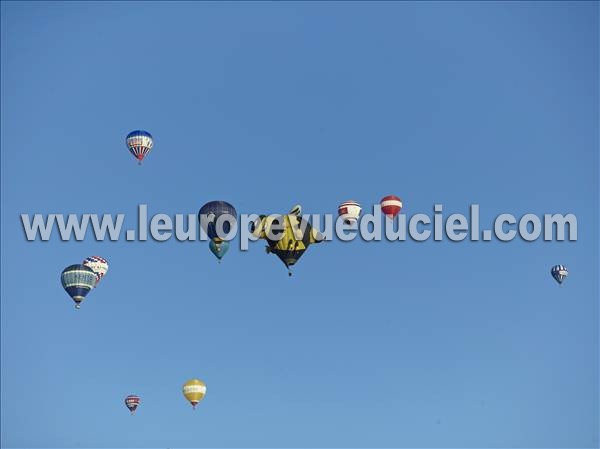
[124,395,141,414]
[183,379,206,409]
[380,195,403,219]
[338,200,361,225]
[82,256,109,286]
[198,201,237,242]
[209,240,230,262]
[61,264,97,309]
[126,130,153,165]
[551,265,568,285]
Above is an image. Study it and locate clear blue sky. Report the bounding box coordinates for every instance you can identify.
[1,1,598,447]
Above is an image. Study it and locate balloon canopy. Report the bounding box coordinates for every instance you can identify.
[82,256,109,286]
[61,264,97,309]
[124,395,141,414]
[183,379,206,409]
[126,130,153,164]
[209,239,230,261]
[198,201,237,242]
[380,195,403,219]
[251,205,324,276]
[551,265,568,285]
[338,200,361,225]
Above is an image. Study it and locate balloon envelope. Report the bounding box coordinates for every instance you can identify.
[198,201,237,241]
[126,130,153,163]
[251,207,324,275]
[61,264,97,308]
[551,265,568,284]
[338,200,361,225]
[82,256,108,285]
[183,379,206,409]
[209,240,230,261]
[124,395,140,414]
[380,195,403,219]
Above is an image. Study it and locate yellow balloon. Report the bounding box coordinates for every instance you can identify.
[250,208,324,276]
[183,379,206,409]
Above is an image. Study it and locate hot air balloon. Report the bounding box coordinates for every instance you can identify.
[551,265,568,285]
[250,205,324,276]
[82,256,109,286]
[338,200,361,225]
[209,239,230,262]
[124,395,141,414]
[60,264,97,309]
[126,130,153,165]
[198,201,237,242]
[183,379,206,409]
[380,195,403,219]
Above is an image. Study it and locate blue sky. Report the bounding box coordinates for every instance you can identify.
[1,1,598,447]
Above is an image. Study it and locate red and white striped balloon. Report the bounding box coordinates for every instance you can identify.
[124,395,140,414]
[380,195,403,219]
[82,256,109,285]
[338,200,362,225]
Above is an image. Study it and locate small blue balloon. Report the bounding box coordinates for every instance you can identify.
[209,240,230,261]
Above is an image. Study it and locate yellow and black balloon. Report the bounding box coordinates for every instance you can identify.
[251,204,324,276]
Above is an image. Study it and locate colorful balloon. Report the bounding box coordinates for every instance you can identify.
[82,256,109,286]
[551,265,568,285]
[60,264,97,309]
[250,205,325,276]
[338,200,361,225]
[198,201,237,242]
[380,195,403,219]
[183,379,206,409]
[124,395,140,414]
[126,130,153,165]
[209,239,230,262]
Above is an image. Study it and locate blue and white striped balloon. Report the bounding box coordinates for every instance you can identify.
[126,130,153,164]
[61,264,97,309]
[551,265,568,285]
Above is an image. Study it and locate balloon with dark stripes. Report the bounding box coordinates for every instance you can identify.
[124,395,141,414]
[551,264,568,285]
[60,264,97,309]
[126,130,153,165]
